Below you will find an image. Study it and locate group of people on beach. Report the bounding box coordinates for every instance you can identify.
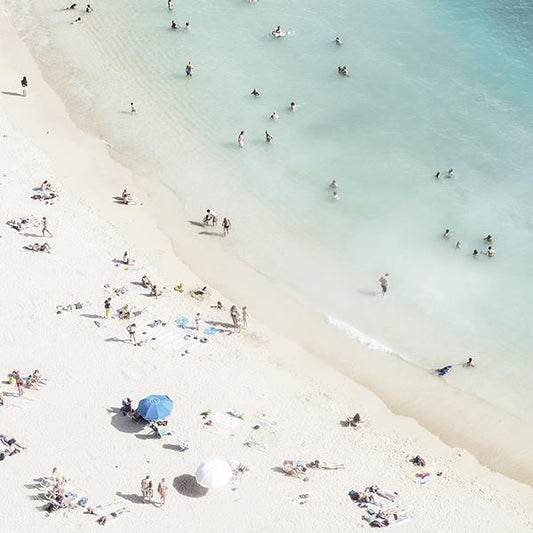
[140,475,168,506]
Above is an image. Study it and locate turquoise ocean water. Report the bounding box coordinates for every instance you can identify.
[4,0,533,420]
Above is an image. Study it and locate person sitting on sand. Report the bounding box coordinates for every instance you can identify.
[121,397,132,415]
[121,189,133,204]
[174,283,184,292]
[346,413,361,427]
[40,180,52,190]
[71,16,82,24]
[86,4,93,12]
[141,275,152,288]
[118,304,131,320]
[150,284,161,298]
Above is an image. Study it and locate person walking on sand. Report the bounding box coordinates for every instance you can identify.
[379,273,389,296]
[42,217,53,237]
[104,298,111,319]
[21,76,28,96]
[194,312,201,331]
[127,323,137,344]
[222,217,231,237]
[241,306,248,329]
[141,475,150,502]
[157,478,168,506]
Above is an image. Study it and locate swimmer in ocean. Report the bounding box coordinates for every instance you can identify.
[290,101,297,112]
[483,234,493,244]
[334,37,342,45]
[265,130,273,143]
[485,246,495,257]
[472,249,480,257]
[185,22,190,30]
[455,241,461,249]
[332,191,339,200]
[464,357,475,368]
[443,228,451,239]
[435,171,440,179]
[251,88,261,97]
[338,66,349,77]
[171,20,179,29]
[446,168,455,178]
[330,180,338,189]
[270,111,280,121]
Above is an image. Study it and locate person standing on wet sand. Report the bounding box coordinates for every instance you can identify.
[20,76,28,96]
[141,475,150,502]
[42,217,53,237]
[194,312,201,331]
[379,273,389,296]
[104,298,111,319]
[222,217,231,237]
[241,306,248,329]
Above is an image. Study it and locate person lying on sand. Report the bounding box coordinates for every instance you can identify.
[7,218,30,231]
[307,460,345,469]
[24,242,51,253]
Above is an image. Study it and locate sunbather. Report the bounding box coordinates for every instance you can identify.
[24,242,51,253]
[307,460,345,469]
[97,507,129,525]
[282,460,308,479]
[150,284,161,298]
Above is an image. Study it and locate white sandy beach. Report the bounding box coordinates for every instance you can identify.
[1,9,533,533]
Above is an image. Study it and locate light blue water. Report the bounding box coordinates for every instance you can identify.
[4,0,533,420]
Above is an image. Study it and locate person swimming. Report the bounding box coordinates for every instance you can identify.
[446,168,455,178]
[472,249,480,257]
[435,171,440,179]
[486,246,495,257]
[185,22,190,30]
[271,26,285,37]
[338,66,349,77]
[270,111,280,121]
[330,180,338,189]
[171,20,178,29]
[265,130,273,143]
[334,37,342,45]
[455,241,461,249]
[443,229,451,239]
[483,234,493,244]
[332,191,339,200]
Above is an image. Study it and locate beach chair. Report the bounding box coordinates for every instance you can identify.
[150,423,172,437]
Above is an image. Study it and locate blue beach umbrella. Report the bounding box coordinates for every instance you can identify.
[137,394,174,420]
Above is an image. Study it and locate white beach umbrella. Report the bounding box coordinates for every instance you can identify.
[195,458,232,489]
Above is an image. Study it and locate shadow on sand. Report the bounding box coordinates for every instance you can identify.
[173,474,208,498]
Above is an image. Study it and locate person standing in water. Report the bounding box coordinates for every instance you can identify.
[265,130,273,142]
[443,229,451,239]
[446,168,455,178]
[434,171,440,179]
[185,61,194,77]
[379,273,389,296]
[20,76,28,96]
[330,179,338,188]
[238,131,245,148]
[290,101,297,112]
[464,357,475,368]
[168,0,173,10]
[332,191,339,200]
[334,37,342,45]
[250,88,261,97]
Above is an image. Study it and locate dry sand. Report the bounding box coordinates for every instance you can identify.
[0,9,532,533]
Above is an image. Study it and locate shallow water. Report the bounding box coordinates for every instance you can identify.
[5,0,533,420]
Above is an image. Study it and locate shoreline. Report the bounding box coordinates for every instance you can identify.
[1,6,532,495]
[1,9,533,532]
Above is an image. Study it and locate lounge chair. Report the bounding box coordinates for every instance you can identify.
[149,422,172,437]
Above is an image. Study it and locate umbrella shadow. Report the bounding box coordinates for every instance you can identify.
[107,407,145,434]
[173,474,208,498]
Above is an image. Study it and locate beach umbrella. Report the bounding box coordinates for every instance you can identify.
[195,458,232,489]
[137,394,174,420]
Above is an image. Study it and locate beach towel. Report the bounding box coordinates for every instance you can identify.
[203,412,243,437]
